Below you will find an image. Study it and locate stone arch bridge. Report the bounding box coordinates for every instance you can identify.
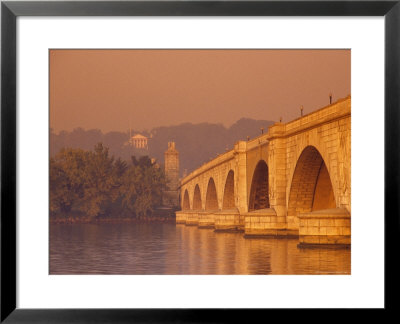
[176,97,351,246]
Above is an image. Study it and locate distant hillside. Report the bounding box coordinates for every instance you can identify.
[50,118,274,176]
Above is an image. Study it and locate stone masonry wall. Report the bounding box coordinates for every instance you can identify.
[179,97,351,236]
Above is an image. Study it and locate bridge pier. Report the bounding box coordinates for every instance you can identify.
[175,211,188,224]
[214,208,244,232]
[244,208,293,237]
[185,210,200,226]
[297,208,351,247]
[198,210,217,229]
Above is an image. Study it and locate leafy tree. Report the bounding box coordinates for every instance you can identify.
[49,148,88,217]
[50,157,74,215]
[50,144,167,221]
[79,143,118,219]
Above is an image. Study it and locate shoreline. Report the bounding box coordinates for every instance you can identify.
[50,216,176,225]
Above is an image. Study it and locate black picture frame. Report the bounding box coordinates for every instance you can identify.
[1,0,399,322]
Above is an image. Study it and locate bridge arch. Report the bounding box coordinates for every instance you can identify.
[205,177,219,210]
[286,131,339,205]
[222,170,235,209]
[288,146,336,218]
[182,189,190,210]
[193,184,202,210]
[249,160,270,211]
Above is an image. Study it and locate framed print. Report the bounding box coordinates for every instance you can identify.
[1,0,399,322]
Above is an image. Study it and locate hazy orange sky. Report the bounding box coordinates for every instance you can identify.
[50,49,350,133]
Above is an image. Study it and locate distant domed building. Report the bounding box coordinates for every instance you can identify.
[130,134,148,149]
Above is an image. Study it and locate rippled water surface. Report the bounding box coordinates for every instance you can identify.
[50,223,350,274]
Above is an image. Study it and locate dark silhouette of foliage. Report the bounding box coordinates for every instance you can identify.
[50,144,166,220]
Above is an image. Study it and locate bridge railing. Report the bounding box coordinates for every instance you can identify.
[180,149,235,186]
[284,96,351,135]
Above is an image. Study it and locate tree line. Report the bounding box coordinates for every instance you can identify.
[50,118,274,177]
[50,143,167,221]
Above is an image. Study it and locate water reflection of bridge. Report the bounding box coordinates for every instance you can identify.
[166,226,350,274]
[176,97,351,246]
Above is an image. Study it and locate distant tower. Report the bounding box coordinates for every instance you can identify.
[163,142,180,207]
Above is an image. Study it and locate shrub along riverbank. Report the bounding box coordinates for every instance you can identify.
[50,143,169,222]
[50,209,177,224]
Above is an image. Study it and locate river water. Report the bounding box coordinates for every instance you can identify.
[50,222,350,275]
